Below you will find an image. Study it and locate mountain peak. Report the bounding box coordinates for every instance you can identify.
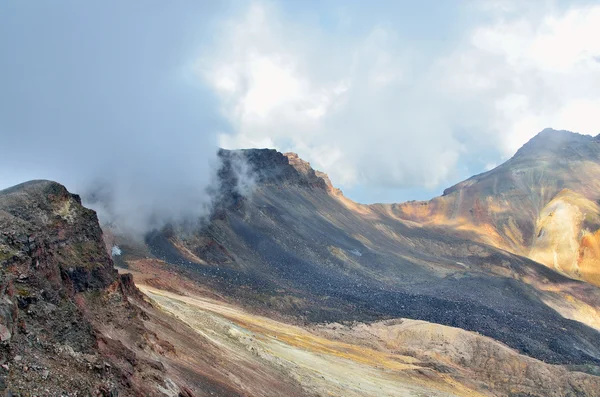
[531,128,588,142]
[514,128,595,159]
[0,179,86,226]
[217,148,333,192]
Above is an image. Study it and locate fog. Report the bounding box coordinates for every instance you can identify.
[0,2,232,234]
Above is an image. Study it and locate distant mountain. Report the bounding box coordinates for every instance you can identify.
[391,128,600,287]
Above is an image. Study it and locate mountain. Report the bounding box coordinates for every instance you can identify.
[103,143,600,395]
[391,129,600,286]
[138,146,600,363]
[4,130,600,395]
[0,181,208,396]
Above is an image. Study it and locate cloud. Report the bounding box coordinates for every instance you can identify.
[2,1,598,211]
[199,3,464,193]
[450,3,600,155]
[201,1,600,202]
[0,2,229,234]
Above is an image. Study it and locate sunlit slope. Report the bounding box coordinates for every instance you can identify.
[141,286,465,397]
[530,189,600,284]
[388,129,600,286]
[129,277,600,397]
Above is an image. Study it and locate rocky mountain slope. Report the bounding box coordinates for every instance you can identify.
[391,129,600,286]
[120,147,600,372]
[0,181,203,396]
[116,250,600,397]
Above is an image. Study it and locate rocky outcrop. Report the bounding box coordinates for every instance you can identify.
[0,180,185,396]
[217,149,330,193]
[283,152,331,190]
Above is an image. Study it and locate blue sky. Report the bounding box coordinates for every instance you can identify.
[1,0,600,208]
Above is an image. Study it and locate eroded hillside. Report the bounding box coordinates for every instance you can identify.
[390,129,600,286]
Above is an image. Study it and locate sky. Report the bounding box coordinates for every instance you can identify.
[1,1,600,224]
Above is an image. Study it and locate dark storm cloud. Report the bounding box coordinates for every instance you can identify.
[0,1,232,233]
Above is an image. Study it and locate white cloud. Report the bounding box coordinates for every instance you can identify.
[448,3,600,155]
[200,2,463,191]
[199,1,600,198]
